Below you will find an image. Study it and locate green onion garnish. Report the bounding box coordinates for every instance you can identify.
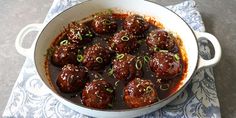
[77,54,84,62]
[60,40,69,46]
[145,86,154,94]
[111,43,115,48]
[116,54,124,60]
[159,50,169,53]
[121,35,129,41]
[174,54,180,61]
[137,40,144,44]
[153,46,159,52]
[85,31,93,37]
[137,56,141,60]
[160,84,169,91]
[108,103,113,108]
[115,80,120,86]
[106,88,114,93]
[108,68,114,76]
[135,59,142,70]
[143,56,150,63]
[76,31,83,40]
[103,19,112,25]
[96,57,103,63]
[77,49,81,53]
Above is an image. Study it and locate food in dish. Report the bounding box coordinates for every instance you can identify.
[56,64,88,93]
[112,54,142,81]
[123,15,149,35]
[45,10,187,109]
[51,43,79,67]
[82,79,115,109]
[109,30,138,53]
[124,78,158,108]
[92,14,117,34]
[82,44,112,70]
[67,22,94,45]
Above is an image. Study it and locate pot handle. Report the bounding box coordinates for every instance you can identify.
[195,31,222,70]
[15,24,43,57]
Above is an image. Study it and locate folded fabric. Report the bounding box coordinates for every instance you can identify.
[2,0,220,118]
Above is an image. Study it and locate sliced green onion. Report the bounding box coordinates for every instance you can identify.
[77,49,81,53]
[108,103,113,108]
[60,40,69,46]
[85,34,93,37]
[108,68,114,76]
[159,50,169,53]
[103,19,112,25]
[76,31,83,40]
[96,57,103,63]
[135,60,142,70]
[111,43,115,48]
[115,80,120,86]
[85,31,93,37]
[121,35,129,41]
[106,88,114,93]
[143,56,150,63]
[116,54,124,60]
[153,46,159,52]
[160,84,169,91]
[136,56,141,60]
[137,40,144,44]
[145,86,154,94]
[77,54,84,62]
[174,54,180,61]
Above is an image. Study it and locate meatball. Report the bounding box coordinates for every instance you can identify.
[124,78,158,108]
[83,44,111,70]
[67,22,94,45]
[56,64,88,93]
[92,15,117,34]
[149,52,182,79]
[112,54,142,81]
[123,15,149,35]
[82,79,115,109]
[52,43,79,67]
[109,30,138,53]
[146,29,176,52]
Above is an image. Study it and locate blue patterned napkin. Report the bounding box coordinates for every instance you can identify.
[2,0,221,117]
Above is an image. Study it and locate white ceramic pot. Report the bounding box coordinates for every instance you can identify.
[15,0,221,117]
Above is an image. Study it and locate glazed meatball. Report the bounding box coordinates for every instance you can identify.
[149,52,182,79]
[67,22,94,45]
[112,54,142,81]
[83,44,111,70]
[92,15,117,34]
[124,78,158,108]
[109,30,138,53]
[52,43,79,67]
[82,79,115,109]
[123,15,149,35]
[56,64,88,93]
[146,29,176,52]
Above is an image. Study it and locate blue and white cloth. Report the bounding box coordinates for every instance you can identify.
[3,0,221,117]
